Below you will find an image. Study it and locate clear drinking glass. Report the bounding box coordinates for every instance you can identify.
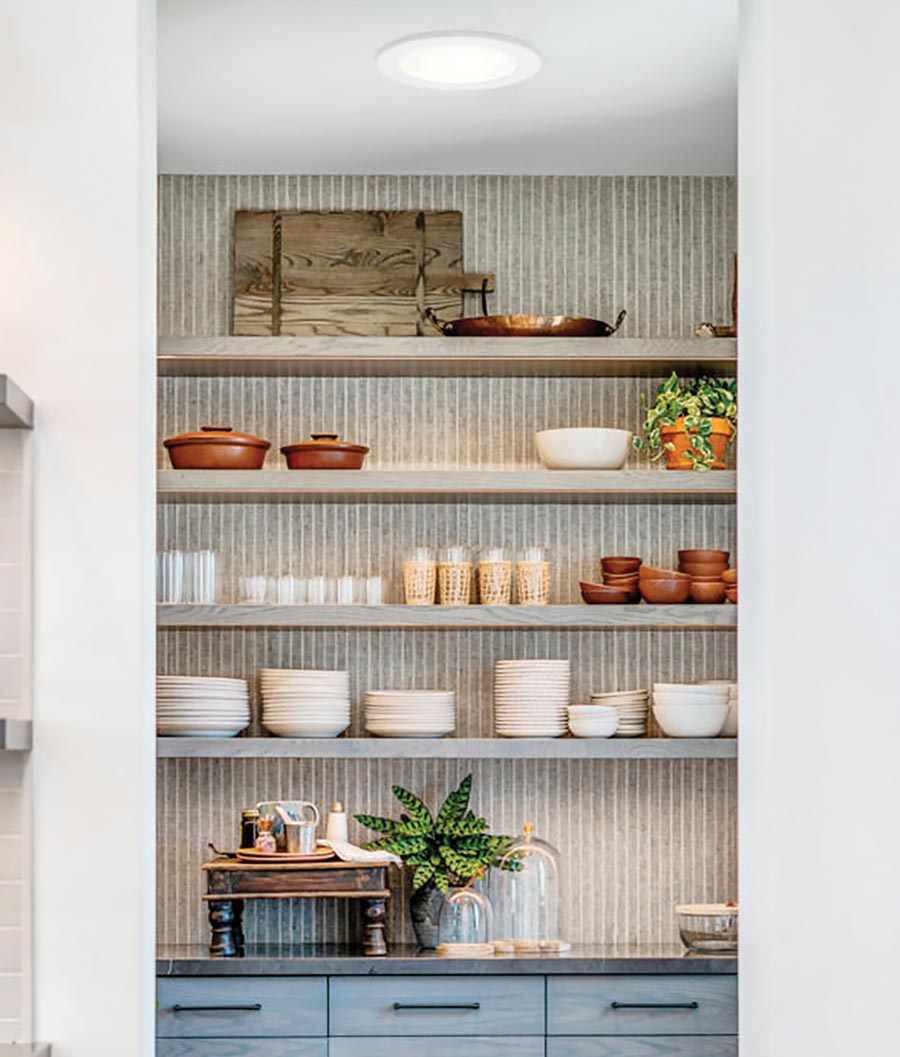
[516,546,551,606]
[437,545,473,605]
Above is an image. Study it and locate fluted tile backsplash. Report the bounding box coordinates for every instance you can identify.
[156,173,738,949]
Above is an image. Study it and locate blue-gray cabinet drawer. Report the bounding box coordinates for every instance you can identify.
[157,1042,326,1057]
[548,976,737,1036]
[330,1037,545,1057]
[157,978,327,1038]
[329,976,545,1036]
[547,1037,738,1057]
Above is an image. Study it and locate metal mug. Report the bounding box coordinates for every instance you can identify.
[284,819,317,854]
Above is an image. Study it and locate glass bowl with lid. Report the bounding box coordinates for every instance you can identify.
[675,903,738,953]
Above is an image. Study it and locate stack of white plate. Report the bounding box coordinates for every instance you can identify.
[260,669,351,738]
[364,690,456,738]
[589,689,650,737]
[567,704,618,738]
[494,659,571,738]
[156,675,250,738]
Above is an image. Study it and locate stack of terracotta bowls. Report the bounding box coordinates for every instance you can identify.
[722,568,738,604]
[638,565,691,604]
[678,549,730,604]
[581,556,642,603]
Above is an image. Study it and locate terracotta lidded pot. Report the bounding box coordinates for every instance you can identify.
[164,425,271,470]
[281,433,369,470]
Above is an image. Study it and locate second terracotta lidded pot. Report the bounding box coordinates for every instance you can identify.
[281,433,369,470]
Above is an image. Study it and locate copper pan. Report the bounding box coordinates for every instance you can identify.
[424,284,626,337]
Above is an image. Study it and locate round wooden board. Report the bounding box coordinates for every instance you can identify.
[236,846,336,864]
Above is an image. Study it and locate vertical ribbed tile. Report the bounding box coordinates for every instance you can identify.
[158,175,736,337]
[155,172,738,952]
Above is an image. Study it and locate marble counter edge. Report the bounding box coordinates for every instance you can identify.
[156,948,736,977]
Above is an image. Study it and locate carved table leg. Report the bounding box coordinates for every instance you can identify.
[362,897,387,956]
[208,899,239,958]
[233,899,246,954]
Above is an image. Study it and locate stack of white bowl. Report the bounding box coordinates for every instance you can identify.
[589,689,650,737]
[364,690,456,738]
[156,676,250,737]
[494,660,571,737]
[260,669,351,738]
[652,683,730,738]
[567,704,618,738]
[707,680,738,736]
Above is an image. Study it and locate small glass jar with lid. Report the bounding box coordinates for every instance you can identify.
[437,884,494,956]
[494,822,568,953]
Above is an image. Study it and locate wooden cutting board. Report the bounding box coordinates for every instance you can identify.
[233,209,492,336]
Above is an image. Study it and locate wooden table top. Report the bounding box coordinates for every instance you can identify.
[202,856,396,873]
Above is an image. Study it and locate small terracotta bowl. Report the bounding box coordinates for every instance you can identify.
[639,565,690,582]
[725,587,738,604]
[639,578,692,604]
[600,556,642,574]
[722,569,738,585]
[602,572,639,583]
[581,581,633,605]
[679,560,729,577]
[689,580,728,604]
[687,574,725,583]
[281,433,369,470]
[678,549,730,563]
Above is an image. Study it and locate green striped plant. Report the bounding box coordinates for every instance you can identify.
[355,774,517,892]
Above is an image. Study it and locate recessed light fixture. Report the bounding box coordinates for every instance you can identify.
[376,31,541,91]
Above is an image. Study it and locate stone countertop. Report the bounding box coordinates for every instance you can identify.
[157,942,737,976]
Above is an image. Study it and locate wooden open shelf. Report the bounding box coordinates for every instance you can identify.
[156,736,737,760]
[157,603,737,630]
[158,335,737,378]
[158,468,736,500]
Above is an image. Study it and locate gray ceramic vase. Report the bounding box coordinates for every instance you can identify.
[409,883,444,949]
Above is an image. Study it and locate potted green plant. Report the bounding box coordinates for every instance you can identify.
[355,774,515,949]
[633,372,737,470]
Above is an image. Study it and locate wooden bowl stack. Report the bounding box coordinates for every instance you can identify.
[678,549,730,604]
[722,567,738,604]
[599,556,642,602]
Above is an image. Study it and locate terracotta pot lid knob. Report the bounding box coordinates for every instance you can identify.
[310,433,340,442]
[201,425,233,433]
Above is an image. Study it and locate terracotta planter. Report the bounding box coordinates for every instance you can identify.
[660,417,733,470]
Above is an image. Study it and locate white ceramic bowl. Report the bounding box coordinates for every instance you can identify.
[653,690,729,710]
[652,683,729,695]
[568,721,617,739]
[535,428,632,470]
[653,702,728,737]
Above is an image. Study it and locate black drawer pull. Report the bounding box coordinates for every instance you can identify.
[393,1002,481,1011]
[172,1004,262,1013]
[611,1001,699,1011]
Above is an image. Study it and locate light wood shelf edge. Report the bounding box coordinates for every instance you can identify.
[156,736,737,760]
[0,376,34,429]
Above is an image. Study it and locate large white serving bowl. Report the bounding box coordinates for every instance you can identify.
[653,702,729,738]
[652,683,728,695]
[535,428,632,470]
[653,690,729,710]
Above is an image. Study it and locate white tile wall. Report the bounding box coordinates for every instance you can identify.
[0,429,31,1044]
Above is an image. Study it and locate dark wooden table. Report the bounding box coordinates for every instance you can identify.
[202,857,394,958]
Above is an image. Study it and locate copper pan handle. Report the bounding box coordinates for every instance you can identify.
[609,309,627,334]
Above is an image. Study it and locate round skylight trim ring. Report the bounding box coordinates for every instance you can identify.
[376,31,542,91]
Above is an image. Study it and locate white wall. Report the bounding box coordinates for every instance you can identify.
[0,1,156,1055]
[739,1,900,1054]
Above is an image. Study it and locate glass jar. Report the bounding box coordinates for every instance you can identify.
[516,547,551,605]
[437,885,494,956]
[403,547,437,605]
[437,545,473,605]
[477,546,513,605]
[494,822,568,952]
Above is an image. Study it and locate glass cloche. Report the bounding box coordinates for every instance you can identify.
[437,884,494,956]
[494,822,569,953]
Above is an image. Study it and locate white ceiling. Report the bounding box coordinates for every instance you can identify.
[157,0,737,175]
